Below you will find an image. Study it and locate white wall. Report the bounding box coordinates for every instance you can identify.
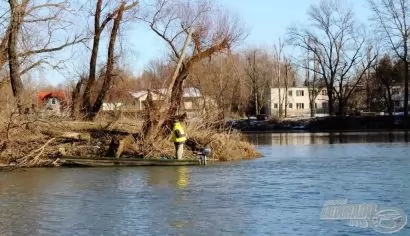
[102,103,124,111]
[391,86,410,109]
[267,87,329,117]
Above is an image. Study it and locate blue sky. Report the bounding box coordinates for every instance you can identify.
[44,0,373,86]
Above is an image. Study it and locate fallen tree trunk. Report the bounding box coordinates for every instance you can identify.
[106,134,139,158]
[40,130,91,142]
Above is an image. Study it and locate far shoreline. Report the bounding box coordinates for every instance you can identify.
[240,129,410,134]
[229,115,410,134]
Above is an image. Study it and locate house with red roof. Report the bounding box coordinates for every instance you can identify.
[37,90,68,115]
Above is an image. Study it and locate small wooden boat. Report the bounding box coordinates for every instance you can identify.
[57,156,201,167]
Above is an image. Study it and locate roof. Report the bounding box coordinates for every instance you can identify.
[129,87,202,100]
[38,91,67,101]
[182,87,201,97]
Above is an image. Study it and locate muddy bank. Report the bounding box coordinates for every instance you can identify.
[228,115,410,132]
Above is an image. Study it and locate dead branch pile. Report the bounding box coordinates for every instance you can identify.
[0,108,260,168]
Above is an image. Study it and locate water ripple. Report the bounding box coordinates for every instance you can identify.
[0,134,409,235]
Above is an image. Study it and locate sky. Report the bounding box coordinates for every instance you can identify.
[43,0,373,87]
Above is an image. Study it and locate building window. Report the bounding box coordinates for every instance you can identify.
[315,103,318,109]
[322,102,328,109]
[288,90,293,96]
[296,103,304,109]
[296,90,304,96]
[184,101,193,110]
[321,89,327,96]
[288,103,293,109]
[392,88,400,95]
[274,103,278,109]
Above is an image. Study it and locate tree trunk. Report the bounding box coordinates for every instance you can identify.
[338,98,345,116]
[308,87,317,118]
[366,68,371,111]
[82,0,103,118]
[277,62,282,118]
[0,24,11,70]
[328,88,334,116]
[404,59,409,122]
[71,76,87,118]
[7,0,25,112]
[167,66,188,118]
[284,63,289,118]
[141,90,159,138]
[218,71,225,119]
[284,87,288,118]
[310,99,316,117]
[89,3,125,120]
[254,89,258,115]
[82,33,101,116]
[387,89,393,116]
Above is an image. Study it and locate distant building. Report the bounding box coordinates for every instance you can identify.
[102,102,124,111]
[37,91,68,115]
[391,85,410,111]
[266,87,329,117]
[128,87,206,115]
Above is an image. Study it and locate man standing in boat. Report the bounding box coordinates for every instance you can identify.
[171,119,187,160]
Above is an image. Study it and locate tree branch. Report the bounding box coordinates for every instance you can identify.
[19,35,86,57]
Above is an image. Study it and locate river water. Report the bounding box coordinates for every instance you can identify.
[1,132,409,235]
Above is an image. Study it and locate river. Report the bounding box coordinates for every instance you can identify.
[0,132,409,235]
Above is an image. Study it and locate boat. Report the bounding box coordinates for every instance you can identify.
[56,156,201,167]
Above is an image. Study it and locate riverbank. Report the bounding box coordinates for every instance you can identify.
[0,115,261,169]
[228,115,410,132]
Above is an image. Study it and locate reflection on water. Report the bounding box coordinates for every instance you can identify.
[146,166,190,189]
[246,131,410,146]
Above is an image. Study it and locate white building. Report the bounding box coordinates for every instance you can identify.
[102,102,124,111]
[391,86,410,111]
[266,87,329,117]
[128,87,207,113]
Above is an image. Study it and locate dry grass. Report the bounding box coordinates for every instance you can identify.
[129,112,261,161]
[184,119,261,161]
[0,110,50,167]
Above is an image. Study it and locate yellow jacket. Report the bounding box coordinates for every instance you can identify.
[171,122,187,143]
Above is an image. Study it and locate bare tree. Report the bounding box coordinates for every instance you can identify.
[301,36,325,117]
[272,40,286,118]
[72,0,138,120]
[283,58,296,117]
[7,0,25,111]
[289,0,376,115]
[229,54,250,117]
[5,0,85,112]
[145,0,243,113]
[216,57,237,118]
[245,50,260,116]
[334,45,378,115]
[90,3,127,118]
[188,53,250,119]
[368,0,409,119]
[139,0,244,137]
[244,48,281,117]
[375,54,396,115]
